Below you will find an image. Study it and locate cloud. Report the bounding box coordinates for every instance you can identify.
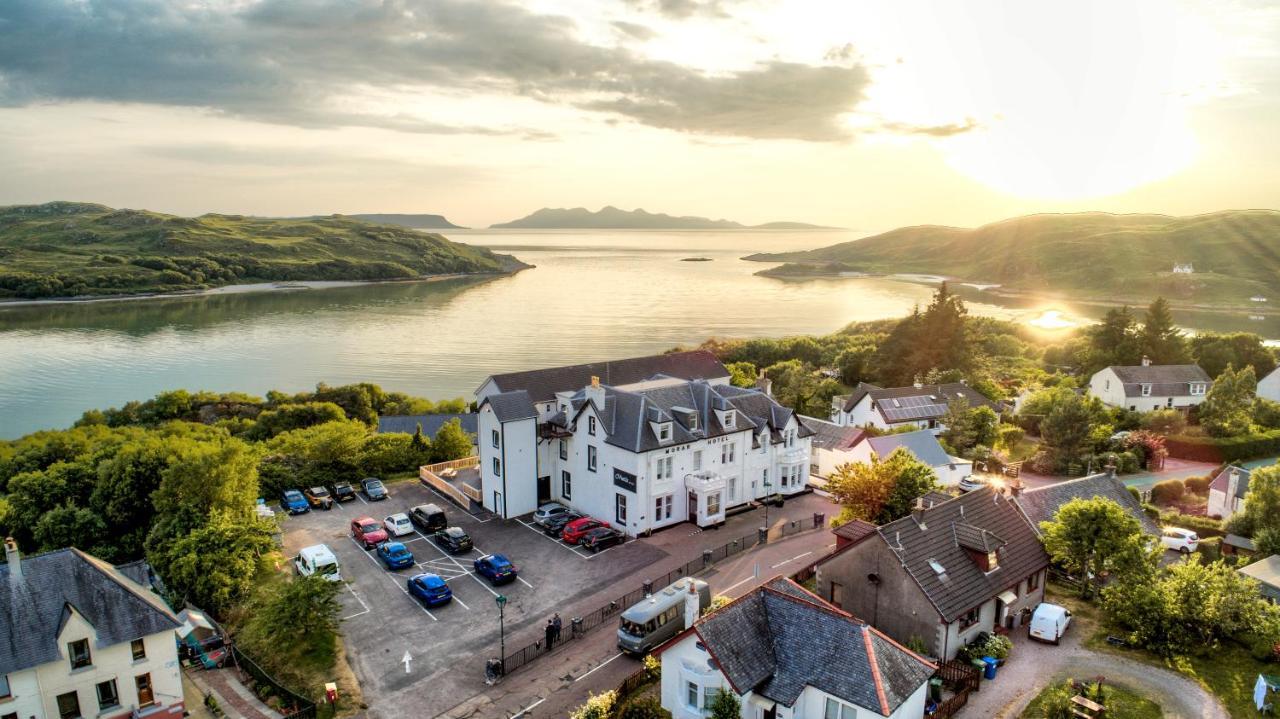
[621,0,734,20]
[612,20,659,41]
[879,118,981,137]
[0,0,870,142]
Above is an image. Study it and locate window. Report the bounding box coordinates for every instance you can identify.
[686,681,700,709]
[959,606,981,630]
[824,697,857,719]
[559,439,567,460]
[721,442,735,464]
[723,412,734,429]
[587,445,597,472]
[1105,379,1111,391]
[96,679,119,710]
[561,470,572,500]
[692,450,702,470]
[0,673,9,698]
[492,457,501,477]
[491,429,500,448]
[1167,398,1174,408]
[706,492,721,516]
[829,582,844,609]
[655,495,673,521]
[3,712,16,719]
[728,476,738,502]
[615,494,627,524]
[135,673,154,707]
[1191,382,1206,396]
[1027,571,1041,592]
[1141,383,1152,397]
[688,414,698,431]
[67,638,91,670]
[131,637,146,661]
[589,416,597,435]
[57,691,81,719]
[655,456,672,481]
[762,468,768,490]
[658,424,671,441]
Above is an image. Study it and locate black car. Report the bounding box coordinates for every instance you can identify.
[542,511,584,537]
[580,526,625,553]
[433,526,473,554]
[409,504,448,533]
[331,482,357,502]
[361,477,388,501]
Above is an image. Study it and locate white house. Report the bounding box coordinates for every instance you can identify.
[657,576,935,719]
[802,417,867,483]
[477,366,814,533]
[1087,359,1211,412]
[0,539,185,719]
[844,429,973,487]
[1259,367,1280,404]
[830,382,999,433]
[1208,465,1252,519]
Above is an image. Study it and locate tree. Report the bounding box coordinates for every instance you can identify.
[431,419,474,463]
[725,361,758,388]
[1139,408,1186,436]
[153,436,260,525]
[1040,497,1147,598]
[941,400,999,455]
[238,574,342,668]
[1085,306,1141,374]
[148,511,274,614]
[1200,365,1258,437]
[707,689,742,719]
[617,697,666,719]
[1191,332,1277,379]
[248,402,347,440]
[259,419,369,495]
[762,360,838,417]
[827,448,938,525]
[1038,394,1097,471]
[1235,464,1280,550]
[1139,297,1189,364]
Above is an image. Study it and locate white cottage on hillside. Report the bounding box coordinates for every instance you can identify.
[1088,359,1211,412]
[657,577,935,719]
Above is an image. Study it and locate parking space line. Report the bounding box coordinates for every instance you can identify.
[355,493,369,505]
[574,652,623,682]
[515,519,591,559]
[346,535,437,621]
[517,576,534,589]
[341,583,371,620]
[511,697,545,718]
[412,528,501,597]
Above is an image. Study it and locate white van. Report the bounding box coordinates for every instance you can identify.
[295,544,342,582]
[1029,602,1071,645]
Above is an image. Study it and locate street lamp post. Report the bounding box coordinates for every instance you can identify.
[496,594,507,675]
[761,477,773,543]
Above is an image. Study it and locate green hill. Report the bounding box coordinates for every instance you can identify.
[348,213,465,229]
[491,205,833,229]
[746,210,1280,304]
[0,202,525,299]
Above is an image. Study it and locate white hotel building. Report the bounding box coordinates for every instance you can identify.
[475,352,814,534]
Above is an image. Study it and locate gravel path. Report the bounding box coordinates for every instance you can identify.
[960,627,1228,719]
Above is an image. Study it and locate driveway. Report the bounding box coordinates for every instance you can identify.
[960,627,1227,719]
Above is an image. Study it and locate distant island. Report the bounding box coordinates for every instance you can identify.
[347,213,465,229]
[681,257,713,262]
[746,210,1280,306]
[0,202,525,300]
[490,205,835,230]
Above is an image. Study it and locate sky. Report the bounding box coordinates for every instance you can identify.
[0,0,1277,231]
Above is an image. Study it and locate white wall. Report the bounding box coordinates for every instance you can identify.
[1208,488,1243,519]
[1088,367,1208,411]
[1260,368,1280,403]
[660,633,732,719]
[477,406,538,518]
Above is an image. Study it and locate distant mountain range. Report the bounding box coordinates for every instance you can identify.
[490,206,834,230]
[348,213,465,229]
[746,210,1280,305]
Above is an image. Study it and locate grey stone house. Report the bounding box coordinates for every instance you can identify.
[815,486,1049,661]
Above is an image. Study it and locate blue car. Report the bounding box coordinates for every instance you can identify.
[473,554,518,585]
[407,573,452,607]
[281,489,310,515]
[377,542,415,570]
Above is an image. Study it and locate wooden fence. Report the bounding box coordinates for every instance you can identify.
[418,456,478,509]
[421,456,479,473]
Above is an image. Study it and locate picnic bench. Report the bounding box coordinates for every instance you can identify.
[1070,694,1105,718]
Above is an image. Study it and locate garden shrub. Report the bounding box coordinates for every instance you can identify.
[1184,475,1211,495]
[1158,509,1226,537]
[1150,479,1185,505]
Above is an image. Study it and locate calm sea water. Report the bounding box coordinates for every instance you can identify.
[1,229,1275,439]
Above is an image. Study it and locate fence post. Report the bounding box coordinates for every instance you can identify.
[814,512,825,528]
[758,527,768,545]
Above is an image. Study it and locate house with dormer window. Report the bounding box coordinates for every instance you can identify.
[814,488,1049,660]
[1088,358,1212,412]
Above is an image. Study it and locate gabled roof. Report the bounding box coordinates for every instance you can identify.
[866,429,952,468]
[691,577,934,714]
[954,523,1006,554]
[845,382,998,423]
[802,415,867,451]
[1104,364,1212,397]
[877,487,1049,622]
[377,413,478,437]
[1240,555,1280,601]
[833,519,879,545]
[1015,472,1160,536]
[0,548,181,675]
[480,390,537,423]
[839,382,883,412]
[482,350,728,403]
[1209,465,1252,500]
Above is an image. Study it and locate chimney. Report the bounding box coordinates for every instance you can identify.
[5,537,21,584]
[1008,478,1025,497]
[1227,467,1242,509]
[684,581,701,627]
[913,379,924,389]
[1105,463,1117,479]
[585,375,605,406]
[1141,355,1152,367]
[912,496,927,528]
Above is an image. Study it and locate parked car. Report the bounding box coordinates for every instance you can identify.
[384,513,414,537]
[303,486,334,510]
[294,544,341,582]
[543,511,584,537]
[332,482,357,502]
[533,502,572,528]
[409,504,448,533]
[407,573,453,607]
[281,489,310,515]
[957,476,986,493]
[433,526,473,554]
[352,517,389,549]
[1160,527,1199,554]
[377,541,416,570]
[361,477,388,501]
[473,554,518,585]
[561,517,608,544]
[581,527,625,553]
[1029,602,1072,645]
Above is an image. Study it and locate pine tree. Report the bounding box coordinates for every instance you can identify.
[1140,297,1189,364]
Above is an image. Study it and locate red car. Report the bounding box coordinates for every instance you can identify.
[561,517,608,544]
[351,517,389,549]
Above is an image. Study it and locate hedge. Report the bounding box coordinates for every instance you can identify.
[1157,509,1226,538]
[1185,476,1211,495]
[1150,479,1185,505]
[1165,429,1280,463]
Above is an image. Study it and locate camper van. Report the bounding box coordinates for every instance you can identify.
[1029,602,1072,644]
[295,544,342,582]
[617,578,710,655]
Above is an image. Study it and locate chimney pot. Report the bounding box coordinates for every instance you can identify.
[5,537,21,584]
[591,375,600,388]
[1105,463,1117,479]
[1141,355,1152,367]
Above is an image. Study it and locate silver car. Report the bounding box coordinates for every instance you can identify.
[532,502,571,527]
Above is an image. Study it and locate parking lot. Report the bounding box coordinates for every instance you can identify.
[279,479,673,718]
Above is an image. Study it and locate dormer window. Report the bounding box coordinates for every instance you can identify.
[659,424,671,442]
[987,551,999,571]
[1140,383,1152,397]
[723,412,734,429]
[1190,383,1206,396]
[688,414,698,431]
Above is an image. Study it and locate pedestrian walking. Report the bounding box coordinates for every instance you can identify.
[552,613,563,642]
[545,619,555,652]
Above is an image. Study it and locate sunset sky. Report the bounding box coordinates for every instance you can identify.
[1,0,1277,231]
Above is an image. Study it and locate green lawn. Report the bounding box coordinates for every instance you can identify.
[1021,681,1162,719]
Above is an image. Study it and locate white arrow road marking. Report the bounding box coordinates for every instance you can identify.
[402,650,412,674]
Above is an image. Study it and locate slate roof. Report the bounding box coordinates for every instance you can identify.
[1016,473,1161,537]
[480,390,537,423]
[1209,465,1251,500]
[954,523,1006,554]
[377,413,479,438]
[0,547,180,675]
[1240,555,1280,602]
[1106,364,1212,397]
[692,577,934,714]
[839,382,882,412]
[842,382,998,422]
[833,519,879,545]
[867,429,953,468]
[482,350,728,403]
[877,487,1049,622]
[804,416,867,451]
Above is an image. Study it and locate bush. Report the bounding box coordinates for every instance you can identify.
[1185,475,1211,495]
[1158,509,1226,537]
[1116,450,1140,474]
[1165,429,1280,463]
[569,691,616,719]
[1141,408,1187,435]
[1195,536,1222,562]
[1150,479,1185,505]
[997,425,1024,450]
[1127,486,1141,503]
[617,697,668,719]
